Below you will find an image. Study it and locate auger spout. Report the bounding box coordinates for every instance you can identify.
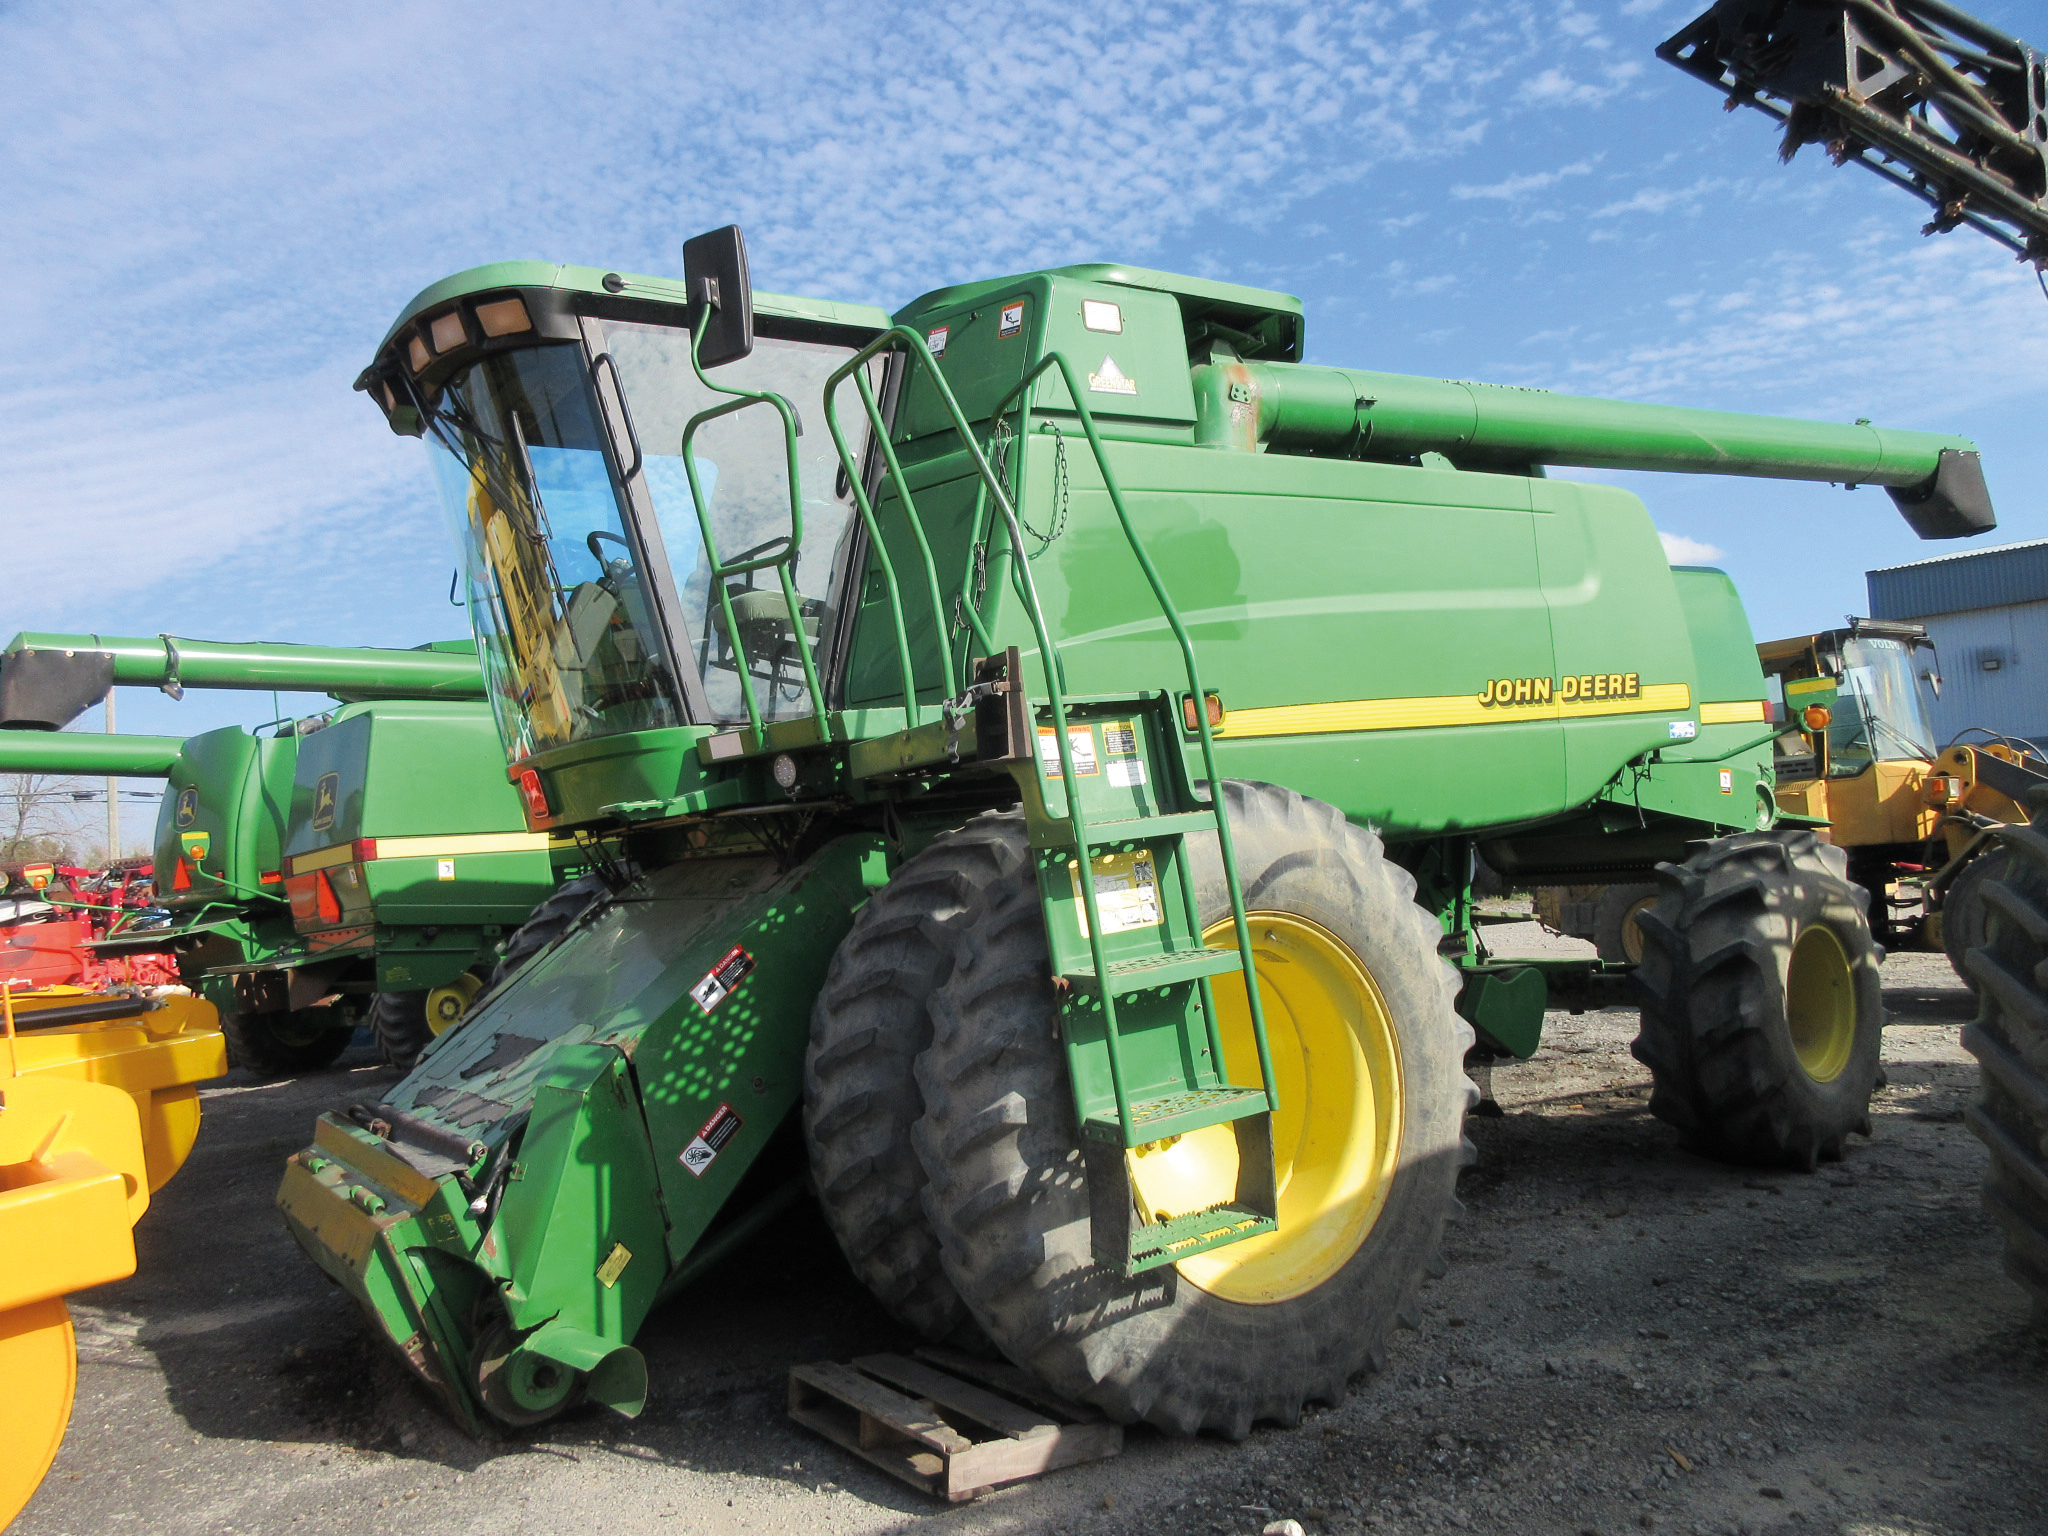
[1192,361,1995,539]
[0,634,485,731]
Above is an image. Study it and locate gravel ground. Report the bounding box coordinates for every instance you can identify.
[16,946,2045,1536]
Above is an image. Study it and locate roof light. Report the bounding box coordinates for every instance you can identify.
[476,297,532,337]
[429,311,468,354]
[407,332,431,374]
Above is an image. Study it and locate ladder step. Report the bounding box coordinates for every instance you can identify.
[1035,810,1217,852]
[1084,1083,1269,1143]
[1061,946,1242,995]
[1128,1203,1279,1274]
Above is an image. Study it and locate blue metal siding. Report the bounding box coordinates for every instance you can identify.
[1868,539,2048,620]
[1921,600,2048,748]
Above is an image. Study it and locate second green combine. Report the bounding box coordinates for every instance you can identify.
[0,634,588,1070]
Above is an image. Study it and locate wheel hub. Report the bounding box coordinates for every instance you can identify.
[1125,913,1403,1305]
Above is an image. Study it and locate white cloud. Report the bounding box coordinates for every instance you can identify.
[1452,159,1596,201]
[1659,532,1725,564]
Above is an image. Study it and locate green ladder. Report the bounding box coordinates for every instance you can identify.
[681,309,1281,1276]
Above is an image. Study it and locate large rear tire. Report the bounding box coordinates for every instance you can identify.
[1593,882,1659,966]
[1632,829,1883,1169]
[914,781,1470,1436]
[1960,812,2048,1318]
[220,1005,354,1077]
[804,812,1026,1345]
[487,873,610,989]
[1941,847,2008,992]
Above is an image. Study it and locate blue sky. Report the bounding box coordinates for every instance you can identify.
[5,0,2045,773]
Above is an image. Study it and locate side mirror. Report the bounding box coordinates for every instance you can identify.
[682,225,754,368]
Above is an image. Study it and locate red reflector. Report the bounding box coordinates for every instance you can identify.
[259,870,282,885]
[353,837,379,863]
[517,767,551,823]
[171,859,192,892]
[315,870,342,924]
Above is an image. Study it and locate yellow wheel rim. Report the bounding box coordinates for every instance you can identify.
[1786,923,1856,1083]
[426,973,485,1037]
[1126,914,1403,1306]
[1620,895,1656,966]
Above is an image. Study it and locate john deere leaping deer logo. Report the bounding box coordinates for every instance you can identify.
[311,772,340,833]
[174,786,200,828]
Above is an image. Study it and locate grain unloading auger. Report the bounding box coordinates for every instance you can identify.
[279,233,1992,1438]
[0,635,567,1072]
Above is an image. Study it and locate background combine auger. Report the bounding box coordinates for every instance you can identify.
[276,228,1992,1441]
[1658,0,2048,1325]
[0,633,582,1072]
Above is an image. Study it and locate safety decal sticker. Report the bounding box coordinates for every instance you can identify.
[1088,356,1138,395]
[926,324,949,358]
[1037,724,1098,778]
[1071,848,1163,937]
[1102,720,1145,787]
[998,300,1027,339]
[689,945,756,1013]
[1719,769,1735,794]
[1668,720,1698,740]
[679,1103,744,1177]
[596,1242,632,1287]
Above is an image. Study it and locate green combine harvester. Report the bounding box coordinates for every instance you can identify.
[278,231,1993,1437]
[0,635,577,1070]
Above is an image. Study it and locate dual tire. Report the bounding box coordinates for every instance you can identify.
[806,781,1471,1435]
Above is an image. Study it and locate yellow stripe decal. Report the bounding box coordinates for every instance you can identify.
[1699,700,1769,725]
[367,833,554,860]
[288,844,355,875]
[1215,683,1693,739]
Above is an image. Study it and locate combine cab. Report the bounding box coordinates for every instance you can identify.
[280,233,1989,1437]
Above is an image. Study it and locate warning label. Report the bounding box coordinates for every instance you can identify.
[679,1102,744,1177]
[998,300,1027,338]
[1037,724,1098,778]
[1071,848,1163,937]
[1102,719,1145,788]
[689,945,756,1013]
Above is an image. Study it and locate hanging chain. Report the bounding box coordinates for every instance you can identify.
[1016,425,1070,554]
[951,418,1012,644]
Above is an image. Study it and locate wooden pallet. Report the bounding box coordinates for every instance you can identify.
[787,1347,1123,1501]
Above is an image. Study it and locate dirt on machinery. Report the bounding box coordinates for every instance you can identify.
[15,942,2044,1536]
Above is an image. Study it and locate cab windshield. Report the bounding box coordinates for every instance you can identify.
[586,320,874,725]
[1829,635,1940,776]
[426,343,683,758]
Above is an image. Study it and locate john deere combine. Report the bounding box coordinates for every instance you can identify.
[0,635,568,1070]
[278,233,1992,1437]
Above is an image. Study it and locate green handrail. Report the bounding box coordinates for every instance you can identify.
[980,354,1277,1118]
[676,315,831,737]
[818,327,1274,1132]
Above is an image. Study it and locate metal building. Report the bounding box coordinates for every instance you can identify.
[1868,538,2048,749]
